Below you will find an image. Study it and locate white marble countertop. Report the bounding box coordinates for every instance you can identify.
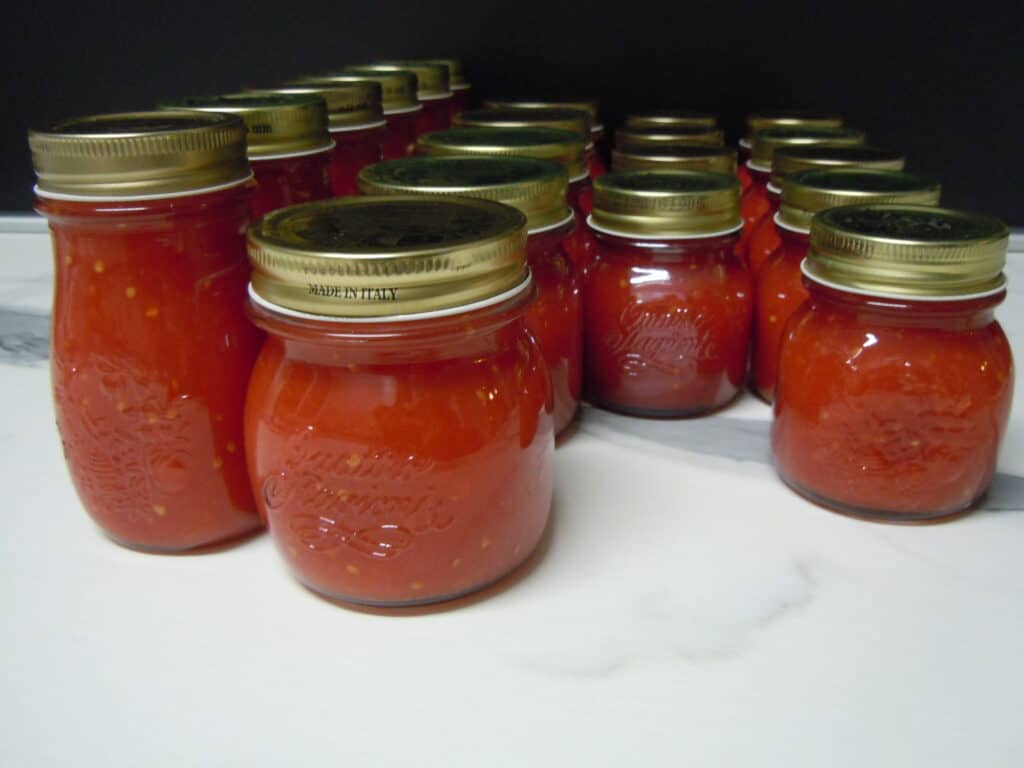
[2,216,1023,767]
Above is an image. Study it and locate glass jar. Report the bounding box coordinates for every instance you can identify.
[245,197,554,606]
[624,111,718,131]
[29,112,264,551]
[254,83,386,197]
[611,144,736,175]
[748,145,907,275]
[358,156,582,434]
[361,62,454,133]
[752,169,941,403]
[295,71,423,160]
[773,205,1013,522]
[416,126,596,271]
[167,93,334,220]
[422,58,472,113]
[739,111,844,193]
[584,171,749,417]
[615,125,725,154]
[741,126,865,264]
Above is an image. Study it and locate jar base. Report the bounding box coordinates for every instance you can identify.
[104,522,264,554]
[294,530,548,611]
[777,471,979,525]
[588,394,737,420]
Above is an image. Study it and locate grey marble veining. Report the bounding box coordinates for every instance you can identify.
[0,308,48,365]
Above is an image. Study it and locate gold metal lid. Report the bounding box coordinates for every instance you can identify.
[250,83,383,130]
[29,110,249,199]
[417,127,589,181]
[454,108,592,140]
[164,93,332,159]
[590,171,742,238]
[750,126,865,169]
[482,99,600,120]
[292,71,420,114]
[779,169,941,232]
[362,62,451,99]
[358,156,570,232]
[612,144,736,175]
[418,58,469,89]
[806,205,1009,298]
[248,196,528,317]
[771,144,905,186]
[615,126,726,152]
[745,110,844,141]
[624,111,718,130]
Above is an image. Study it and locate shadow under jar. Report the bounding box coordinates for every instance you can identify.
[752,168,940,403]
[167,93,335,220]
[741,126,865,266]
[244,196,555,607]
[293,70,423,160]
[30,111,264,551]
[739,111,845,191]
[253,82,386,197]
[416,126,595,272]
[772,204,1013,523]
[358,155,582,435]
[584,170,750,417]
[747,144,907,277]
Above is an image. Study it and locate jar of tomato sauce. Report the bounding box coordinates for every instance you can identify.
[363,61,453,133]
[254,82,385,197]
[612,144,736,175]
[752,169,941,403]
[773,204,1012,523]
[167,93,334,220]
[482,100,606,177]
[623,111,718,131]
[742,126,865,264]
[615,125,725,154]
[358,155,581,435]
[245,197,554,605]
[416,126,595,270]
[584,171,749,417]
[739,111,844,189]
[747,145,906,275]
[294,70,422,160]
[29,111,264,551]
[422,58,472,113]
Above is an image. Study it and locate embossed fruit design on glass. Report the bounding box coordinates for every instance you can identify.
[358,155,581,434]
[244,197,554,606]
[752,168,940,403]
[773,205,1013,522]
[31,112,263,551]
[168,93,334,219]
[584,171,750,417]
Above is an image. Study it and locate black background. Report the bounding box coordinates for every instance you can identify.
[5,0,1022,223]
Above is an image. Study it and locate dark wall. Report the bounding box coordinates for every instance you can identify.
[5,0,1022,223]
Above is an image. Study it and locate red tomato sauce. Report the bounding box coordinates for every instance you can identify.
[40,186,264,550]
[328,125,385,196]
[773,283,1013,521]
[747,184,782,275]
[250,149,334,220]
[417,97,454,134]
[584,227,751,416]
[738,164,771,264]
[244,290,554,605]
[380,109,422,159]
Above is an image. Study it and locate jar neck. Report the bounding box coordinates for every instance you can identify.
[588,225,741,262]
[747,164,770,185]
[526,216,576,251]
[34,182,253,226]
[804,279,1005,330]
[247,284,535,364]
[777,224,810,258]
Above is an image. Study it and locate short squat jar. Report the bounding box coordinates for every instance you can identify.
[739,111,844,190]
[295,70,422,160]
[258,82,385,197]
[358,156,582,434]
[424,57,472,113]
[363,61,454,134]
[752,168,941,403]
[30,112,264,551]
[417,126,595,271]
[773,204,1013,523]
[747,144,907,275]
[584,171,750,417]
[245,197,555,606]
[169,93,334,219]
[612,144,737,175]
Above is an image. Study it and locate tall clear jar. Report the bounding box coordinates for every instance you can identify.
[30,111,264,551]
[773,205,1013,523]
[245,197,554,606]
